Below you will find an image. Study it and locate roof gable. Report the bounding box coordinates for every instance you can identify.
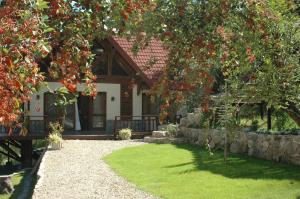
[109,37,168,86]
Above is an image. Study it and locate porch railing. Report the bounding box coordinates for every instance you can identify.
[0,116,48,136]
[114,115,159,137]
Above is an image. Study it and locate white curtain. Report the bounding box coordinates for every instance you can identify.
[75,100,81,131]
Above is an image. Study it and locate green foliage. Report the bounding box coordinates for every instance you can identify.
[273,110,298,131]
[0,0,155,124]
[185,88,203,113]
[250,120,259,132]
[35,0,49,11]
[162,123,179,137]
[199,111,213,129]
[48,122,63,144]
[53,87,77,109]
[215,83,239,131]
[105,144,300,199]
[118,128,132,140]
[32,140,48,149]
[126,0,300,126]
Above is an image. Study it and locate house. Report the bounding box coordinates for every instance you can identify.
[24,37,169,135]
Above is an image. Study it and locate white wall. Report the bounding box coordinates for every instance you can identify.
[27,82,121,121]
[77,83,120,120]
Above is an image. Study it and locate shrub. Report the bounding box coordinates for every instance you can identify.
[249,120,259,131]
[49,122,64,134]
[48,133,63,144]
[48,122,63,144]
[163,124,179,137]
[118,128,132,140]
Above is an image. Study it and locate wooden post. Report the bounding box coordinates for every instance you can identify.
[20,140,32,168]
[113,116,117,139]
[267,108,272,130]
[224,81,228,164]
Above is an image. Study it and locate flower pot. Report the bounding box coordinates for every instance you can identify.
[50,142,62,150]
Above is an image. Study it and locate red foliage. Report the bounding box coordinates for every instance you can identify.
[0,0,155,127]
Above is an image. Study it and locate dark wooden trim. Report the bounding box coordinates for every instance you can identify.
[90,92,107,131]
[114,115,159,137]
[63,134,114,140]
[113,53,134,76]
[42,38,152,89]
[20,140,33,167]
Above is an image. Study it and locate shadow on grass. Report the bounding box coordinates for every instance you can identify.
[10,169,34,199]
[166,144,300,181]
[9,172,26,199]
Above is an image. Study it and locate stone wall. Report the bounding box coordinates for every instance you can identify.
[180,127,300,166]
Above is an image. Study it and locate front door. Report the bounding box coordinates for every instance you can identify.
[78,95,90,131]
[78,92,106,131]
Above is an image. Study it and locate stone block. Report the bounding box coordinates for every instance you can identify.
[179,127,300,166]
[152,131,167,138]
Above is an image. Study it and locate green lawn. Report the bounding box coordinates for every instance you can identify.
[104,144,300,199]
[0,170,31,199]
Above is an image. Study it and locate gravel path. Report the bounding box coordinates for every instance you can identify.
[32,140,157,199]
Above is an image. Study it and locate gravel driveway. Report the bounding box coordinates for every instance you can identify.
[32,140,157,199]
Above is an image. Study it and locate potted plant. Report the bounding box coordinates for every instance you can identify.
[48,122,63,150]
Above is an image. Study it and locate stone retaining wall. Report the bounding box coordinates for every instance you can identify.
[180,127,300,166]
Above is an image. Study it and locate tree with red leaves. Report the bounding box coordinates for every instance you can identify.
[1,0,300,130]
[127,0,300,126]
[0,0,154,127]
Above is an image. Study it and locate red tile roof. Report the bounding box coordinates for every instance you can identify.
[110,37,168,86]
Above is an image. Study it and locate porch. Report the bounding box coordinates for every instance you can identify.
[0,115,159,140]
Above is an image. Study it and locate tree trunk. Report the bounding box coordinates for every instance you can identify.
[224,130,227,164]
[285,102,300,127]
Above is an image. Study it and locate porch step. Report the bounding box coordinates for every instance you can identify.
[131,132,152,139]
[0,132,152,141]
[63,134,114,140]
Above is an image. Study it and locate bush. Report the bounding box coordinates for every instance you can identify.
[48,133,63,144]
[48,122,63,144]
[249,120,259,131]
[118,128,132,140]
[163,124,179,137]
[49,122,64,134]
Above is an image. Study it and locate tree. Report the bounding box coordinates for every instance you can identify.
[126,0,300,126]
[1,0,300,130]
[0,0,154,128]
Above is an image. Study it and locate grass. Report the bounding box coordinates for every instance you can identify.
[104,144,300,199]
[0,170,31,199]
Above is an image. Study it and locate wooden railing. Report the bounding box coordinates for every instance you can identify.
[0,116,49,135]
[114,115,159,137]
[27,115,49,134]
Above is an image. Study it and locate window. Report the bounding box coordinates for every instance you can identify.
[112,58,128,76]
[92,54,108,76]
[91,44,108,76]
[92,93,106,129]
[142,94,159,115]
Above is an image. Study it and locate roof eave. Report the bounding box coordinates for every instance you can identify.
[108,37,153,87]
